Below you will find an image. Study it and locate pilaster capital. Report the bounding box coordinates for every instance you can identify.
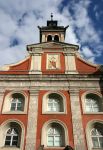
[29,90,39,96]
[63,47,77,55]
[27,47,43,56]
[0,90,5,96]
[69,89,79,96]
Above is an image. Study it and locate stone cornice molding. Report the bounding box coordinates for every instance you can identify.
[63,47,78,55]
[29,90,39,96]
[27,47,43,55]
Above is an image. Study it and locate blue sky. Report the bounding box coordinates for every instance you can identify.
[0,0,103,66]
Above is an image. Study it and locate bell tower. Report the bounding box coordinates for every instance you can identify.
[38,14,69,43]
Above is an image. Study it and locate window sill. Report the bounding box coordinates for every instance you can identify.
[92,148,103,150]
[83,112,103,115]
[44,146,65,149]
[1,147,20,150]
[2,111,27,115]
[42,112,67,115]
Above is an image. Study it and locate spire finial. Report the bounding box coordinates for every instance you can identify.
[51,13,53,21]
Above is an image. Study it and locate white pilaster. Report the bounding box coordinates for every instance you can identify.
[29,48,42,74]
[65,54,77,74]
[25,90,39,150]
[0,91,4,114]
[70,90,86,150]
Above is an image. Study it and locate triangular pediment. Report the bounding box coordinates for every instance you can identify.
[27,41,79,50]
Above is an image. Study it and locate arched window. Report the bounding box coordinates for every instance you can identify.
[0,121,24,149]
[91,125,103,148]
[41,121,66,147]
[10,93,25,111]
[47,126,61,147]
[85,98,99,112]
[48,93,64,112]
[85,93,102,112]
[47,35,52,42]
[54,35,59,42]
[5,128,19,147]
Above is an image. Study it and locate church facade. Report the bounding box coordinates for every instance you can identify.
[0,16,103,150]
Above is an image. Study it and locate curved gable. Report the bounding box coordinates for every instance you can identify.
[75,56,98,74]
[0,57,31,74]
[9,57,31,71]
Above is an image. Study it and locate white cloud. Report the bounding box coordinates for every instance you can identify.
[82,47,94,58]
[0,0,102,66]
[68,0,101,44]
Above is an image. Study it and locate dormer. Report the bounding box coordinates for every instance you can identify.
[38,14,69,43]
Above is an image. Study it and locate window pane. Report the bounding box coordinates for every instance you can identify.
[5,141,11,146]
[85,98,99,112]
[13,136,18,141]
[93,107,99,112]
[12,141,18,146]
[11,103,16,107]
[5,136,11,140]
[91,128,97,136]
[17,103,22,107]
[48,136,54,146]
[11,107,16,111]
[99,137,103,148]
[92,137,99,148]
[55,136,60,141]
[85,107,91,112]
[54,141,61,146]
[48,136,53,142]
[48,141,54,146]
[17,106,22,111]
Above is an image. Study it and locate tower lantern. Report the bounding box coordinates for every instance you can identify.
[38,14,69,43]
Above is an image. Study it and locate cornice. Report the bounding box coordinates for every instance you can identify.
[0,74,102,81]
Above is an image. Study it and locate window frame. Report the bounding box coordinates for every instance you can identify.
[47,127,61,147]
[86,120,103,150]
[10,98,24,111]
[42,91,67,114]
[5,128,19,147]
[91,128,103,148]
[41,120,68,148]
[2,91,28,114]
[81,91,103,114]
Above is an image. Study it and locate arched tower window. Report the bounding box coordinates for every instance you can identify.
[47,35,52,42]
[54,35,59,42]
